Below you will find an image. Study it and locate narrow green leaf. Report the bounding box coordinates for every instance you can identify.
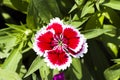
[81,1,94,17]
[72,58,82,80]
[0,36,16,59]
[103,24,116,37]
[0,68,22,80]
[6,24,26,32]
[95,1,100,11]
[101,0,120,10]
[2,52,22,71]
[69,4,77,13]
[1,41,23,71]
[25,56,44,77]
[107,43,118,57]
[112,59,120,64]
[19,65,27,77]
[0,27,11,32]
[71,21,84,28]
[70,17,89,28]
[99,14,104,25]
[32,73,37,80]
[39,62,51,80]
[104,64,120,80]
[83,29,111,39]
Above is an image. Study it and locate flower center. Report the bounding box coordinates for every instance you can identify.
[58,40,63,46]
[51,34,68,50]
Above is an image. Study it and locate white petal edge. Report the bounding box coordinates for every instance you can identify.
[47,17,64,29]
[33,27,55,56]
[33,41,43,56]
[72,42,88,58]
[63,25,85,52]
[50,17,63,25]
[44,51,72,71]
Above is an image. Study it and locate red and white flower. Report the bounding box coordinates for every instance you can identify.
[33,17,88,70]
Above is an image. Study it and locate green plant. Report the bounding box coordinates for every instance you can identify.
[0,0,120,80]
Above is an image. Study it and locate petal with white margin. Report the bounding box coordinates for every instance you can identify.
[44,49,72,71]
[33,28,54,56]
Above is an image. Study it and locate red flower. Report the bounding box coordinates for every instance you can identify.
[33,18,88,70]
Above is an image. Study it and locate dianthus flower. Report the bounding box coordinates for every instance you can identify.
[33,17,88,70]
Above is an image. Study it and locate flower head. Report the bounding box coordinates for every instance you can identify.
[33,17,88,70]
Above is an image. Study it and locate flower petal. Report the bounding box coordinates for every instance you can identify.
[69,35,86,52]
[37,42,52,52]
[68,41,88,58]
[44,49,72,70]
[47,18,63,34]
[76,42,88,57]
[33,28,54,56]
[37,30,54,43]
[63,26,86,52]
[63,26,79,39]
[68,37,80,50]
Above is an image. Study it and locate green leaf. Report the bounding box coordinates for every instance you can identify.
[112,59,120,64]
[101,0,120,10]
[95,1,100,11]
[81,62,94,80]
[19,65,27,77]
[103,7,120,27]
[85,13,103,30]
[85,40,109,79]
[27,0,61,29]
[39,62,52,80]
[52,69,59,76]
[104,64,120,80]
[65,68,78,80]
[100,34,120,58]
[0,35,17,59]
[107,43,118,57]
[70,17,89,28]
[103,24,116,37]
[25,56,44,77]
[0,52,7,59]
[72,58,82,80]
[6,24,32,36]
[32,73,37,80]
[0,68,22,80]
[81,1,94,17]
[3,0,29,13]
[69,4,77,13]
[1,41,23,71]
[6,24,26,33]
[75,0,84,6]
[70,21,83,28]
[0,28,18,59]
[83,29,111,39]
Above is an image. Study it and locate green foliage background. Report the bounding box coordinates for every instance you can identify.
[0,0,120,80]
